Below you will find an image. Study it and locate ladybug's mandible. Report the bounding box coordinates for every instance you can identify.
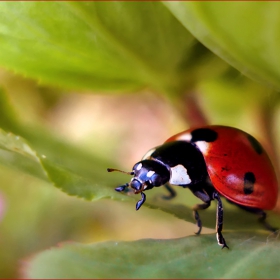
[108,125,278,248]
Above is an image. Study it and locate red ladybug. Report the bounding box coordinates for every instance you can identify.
[108,125,278,248]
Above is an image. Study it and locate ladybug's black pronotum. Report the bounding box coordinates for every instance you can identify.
[108,125,278,248]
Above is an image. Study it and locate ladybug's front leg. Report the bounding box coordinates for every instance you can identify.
[213,192,229,249]
[136,192,146,210]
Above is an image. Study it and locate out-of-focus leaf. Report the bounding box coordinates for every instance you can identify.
[164,2,280,91]
[0,129,47,180]
[0,2,211,94]
[24,232,280,278]
[0,88,115,183]
[0,126,129,200]
[0,86,279,232]
[0,166,114,278]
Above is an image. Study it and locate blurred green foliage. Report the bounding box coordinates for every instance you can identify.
[0,1,279,278]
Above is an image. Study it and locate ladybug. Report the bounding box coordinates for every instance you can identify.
[108,125,278,248]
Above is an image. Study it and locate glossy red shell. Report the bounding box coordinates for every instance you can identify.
[166,125,278,210]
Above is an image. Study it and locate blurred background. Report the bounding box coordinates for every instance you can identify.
[1,66,279,278]
[0,2,280,278]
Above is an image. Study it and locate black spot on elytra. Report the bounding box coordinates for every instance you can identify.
[247,134,263,154]
[221,166,230,172]
[243,172,256,195]
[191,128,218,142]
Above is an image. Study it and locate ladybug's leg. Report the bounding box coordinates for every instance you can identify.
[193,202,211,235]
[257,210,278,232]
[162,184,177,200]
[213,192,229,249]
[115,183,134,195]
[115,183,129,192]
[258,211,278,232]
[189,188,211,235]
[136,192,146,211]
[227,202,278,233]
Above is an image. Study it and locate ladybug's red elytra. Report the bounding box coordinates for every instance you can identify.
[108,125,278,249]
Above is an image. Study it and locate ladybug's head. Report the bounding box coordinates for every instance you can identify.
[130,160,170,192]
[108,160,170,210]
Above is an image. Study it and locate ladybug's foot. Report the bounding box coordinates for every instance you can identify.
[191,201,211,235]
[115,183,129,192]
[222,243,229,249]
[115,183,134,195]
[264,224,279,234]
[193,210,202,235]
[136,192,146,210]
[258,211,278,233]
[216,232,229,249]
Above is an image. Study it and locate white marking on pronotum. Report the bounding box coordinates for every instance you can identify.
[136,163,142,171]
[142,148,156,160]
[147,171,155,178]
[176,133,192,142]
[195,141,209,154]
[169,164,191,185]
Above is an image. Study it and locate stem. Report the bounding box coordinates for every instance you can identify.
[174,91,209,127]
[257,92,280,212]
[182,92,209,127]
[258,94,279,171]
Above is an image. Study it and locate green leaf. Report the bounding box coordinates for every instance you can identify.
[0,2,204,94]
[0,124,130,201]
[164,2,280,91]
[39,156,132,202]
[24,232,280,278]
[0,128,47,180]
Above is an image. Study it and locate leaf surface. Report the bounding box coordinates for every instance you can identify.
[164,2,280,90]
[25,232,280,278]
[0,2,203,94]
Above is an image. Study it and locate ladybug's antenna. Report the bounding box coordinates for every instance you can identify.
[107,168,134,176]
